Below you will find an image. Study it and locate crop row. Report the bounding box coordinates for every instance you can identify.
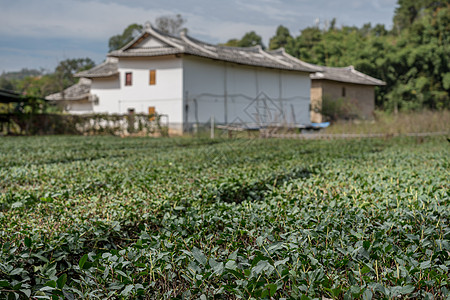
[0,136,448,299]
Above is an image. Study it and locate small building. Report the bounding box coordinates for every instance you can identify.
[45,78,95,113]
[47,25,386,131]
[48,24,320,133]
[310,66,386,123]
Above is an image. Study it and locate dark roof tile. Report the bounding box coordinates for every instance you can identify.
[310,66,386,86]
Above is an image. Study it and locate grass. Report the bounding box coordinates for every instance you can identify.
[323,110,450,135]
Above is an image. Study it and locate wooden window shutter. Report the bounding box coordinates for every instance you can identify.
[149,70,156,85]
[148,106,156,121]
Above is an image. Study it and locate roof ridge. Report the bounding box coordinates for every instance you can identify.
[118,25,184,53]
[75,59,114,76]
[182,33,216,47]
[148,23,182,40]
[277,48,322,71]
[217,44,261,52]
[75,58,119,78]
[349,67,386,85]
[145,26,184,51]
[257,46,292,67]
[180,31,218,57]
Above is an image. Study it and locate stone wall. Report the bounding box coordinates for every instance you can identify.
[310,79,375,122]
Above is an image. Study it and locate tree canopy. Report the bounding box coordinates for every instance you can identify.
[155,14,186,35]
[265,0,450,111]
[268,25,293,50]
[0,58,95,98]
[222,31,265,48]
[108,23,143,52]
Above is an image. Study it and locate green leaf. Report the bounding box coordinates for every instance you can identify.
[0,280,10,287]
[209,258,224,275]
[121,284,134,296]
[363,240,371,250]
[261,288,269,298]
[331,287,342,297]
[57,274,67,289]
[9,268,24,276]
[40,286,55,291]
[274,257,289,267]
[32,254,49,263]
[225,260,237,271]
[400,285,415,294]
[45,280,56,288]
[24,237,32,248]
[192,247,207,266]
[362,289,373,300]
[20,289,31,298]
[251,260,270,275]
[79,254,88,269]
[419,261,431,269]
[361,265,371,274]
[267,283,277,296]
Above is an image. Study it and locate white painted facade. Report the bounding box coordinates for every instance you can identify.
[65,101,94,114]
[67,26,317,133]
[182,56,311,128]
[90,57,184,130]
[86,55,311,132]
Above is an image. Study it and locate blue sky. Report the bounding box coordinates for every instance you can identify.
[0,0,397,73]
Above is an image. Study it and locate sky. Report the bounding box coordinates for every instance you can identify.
[0,0,397,73]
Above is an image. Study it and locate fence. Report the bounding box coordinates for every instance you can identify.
[0,113,169,136]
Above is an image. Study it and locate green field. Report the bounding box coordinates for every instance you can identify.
[0,136,449,299]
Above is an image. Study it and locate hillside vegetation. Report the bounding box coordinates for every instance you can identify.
[267,1,449,112]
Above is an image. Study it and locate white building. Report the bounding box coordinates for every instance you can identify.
[47,25,320,133]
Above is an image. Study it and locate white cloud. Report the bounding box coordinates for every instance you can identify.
[0,0,172,40]
[0,0,397,72]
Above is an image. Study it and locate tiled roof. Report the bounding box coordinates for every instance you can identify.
[75,58,119,78]
[107,25,321,73]
[75,24,385,86]
[310,65,386,86]
[46,78,92,101]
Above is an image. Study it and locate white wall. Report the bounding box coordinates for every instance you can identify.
[90,56,184,131]
[91,77,120,113]
[182,56,311,128]
[87,54,311,132]
[66,101,94,114]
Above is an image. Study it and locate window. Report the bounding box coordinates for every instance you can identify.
[125,72,132,86]
[342,87,346,97]
[149,70,156,85]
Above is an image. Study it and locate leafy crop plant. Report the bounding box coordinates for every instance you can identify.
[0,136,448,299]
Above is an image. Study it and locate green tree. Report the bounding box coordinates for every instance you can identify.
[0,77,15,91]
[222,31,265,48]
[393,0,448,33]
[108,23,143,51]
[221,39,239,47]
[269,25,293,50]
[17,74,58,98]
[55,58,95,86]
[238,31,264,48]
